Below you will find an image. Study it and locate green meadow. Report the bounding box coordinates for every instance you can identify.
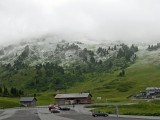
[67,64,160,103]
[88,100,160,116]
[0,97,20,108]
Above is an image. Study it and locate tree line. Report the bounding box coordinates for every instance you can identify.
[0,86,24,97]
[47,46,136,91]
[0,43,138,92]
[25,62,84,91]
[147,43,160,51]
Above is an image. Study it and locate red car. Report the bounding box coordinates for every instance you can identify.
[51,108,60,113]
[48,105,60,113]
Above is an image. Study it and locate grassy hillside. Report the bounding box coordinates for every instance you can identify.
[36,91,55,105]
[66,50,160,102]
[0,97,20,108]
[1,49,160,106]
[0,67,36,90]
[90,100,160,116]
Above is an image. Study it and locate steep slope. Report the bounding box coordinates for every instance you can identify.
[0,37,121,66]
[0,37,138,100]
[66,49,160,102]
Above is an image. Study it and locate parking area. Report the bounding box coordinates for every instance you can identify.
[37,105,160,120]
[0,105,160,120]
[2,109,40,120]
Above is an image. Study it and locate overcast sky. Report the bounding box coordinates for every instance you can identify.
[0,0,160,44]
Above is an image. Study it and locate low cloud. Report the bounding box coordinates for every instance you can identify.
[0,0,160,44]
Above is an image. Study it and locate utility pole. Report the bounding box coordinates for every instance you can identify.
[115,105,119,118]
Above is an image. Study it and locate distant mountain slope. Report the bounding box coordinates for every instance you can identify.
[136,49,160,65]
[0,36,121,66]
[0,36,139,98]
[67,48,160,102]
[1,38,160,103]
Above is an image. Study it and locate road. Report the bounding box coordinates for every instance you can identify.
[0,106,160,120]
[1,109,40,120]
[58,109,160,120]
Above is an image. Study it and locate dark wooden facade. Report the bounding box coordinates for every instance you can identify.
[55,93,92,105]
[20,97,37,107]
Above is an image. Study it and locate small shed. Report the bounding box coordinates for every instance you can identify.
[20,97,37,107]
[55,93,92,105]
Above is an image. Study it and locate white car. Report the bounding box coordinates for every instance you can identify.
[51,108,60,113]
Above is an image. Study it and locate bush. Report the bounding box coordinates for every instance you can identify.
[117,82,136,92]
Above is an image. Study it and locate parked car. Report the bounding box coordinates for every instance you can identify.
[92,111,109,117]
[59,107,70,111]
[48,104,60,113]
[48,105,52,111]
[51,108,60,113]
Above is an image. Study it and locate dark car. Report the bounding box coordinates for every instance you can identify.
[59,107,70,111]
[92,111,109,117]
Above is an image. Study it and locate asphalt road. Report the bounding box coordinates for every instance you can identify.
[3,109,40,120]
[0,111,3,114]
[58,110,159,120]
[1,107,160,120]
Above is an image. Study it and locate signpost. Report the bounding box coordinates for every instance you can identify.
[115,105,119,118]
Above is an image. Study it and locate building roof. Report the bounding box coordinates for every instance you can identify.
[55,93,92,99]
[146,87,159,90]
[20,97,37,102]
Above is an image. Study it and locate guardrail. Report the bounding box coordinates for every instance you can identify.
[0,107,4,109]
[0,106,48,110]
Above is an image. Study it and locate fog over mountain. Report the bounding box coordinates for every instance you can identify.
[0,0,160,45]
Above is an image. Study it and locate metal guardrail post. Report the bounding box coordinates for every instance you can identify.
[115,105,119,118]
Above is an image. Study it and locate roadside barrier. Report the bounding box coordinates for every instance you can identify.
[0,106,48,110]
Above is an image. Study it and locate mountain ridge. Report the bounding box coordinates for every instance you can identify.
[1,36,160,103]
[0,36,126,67]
